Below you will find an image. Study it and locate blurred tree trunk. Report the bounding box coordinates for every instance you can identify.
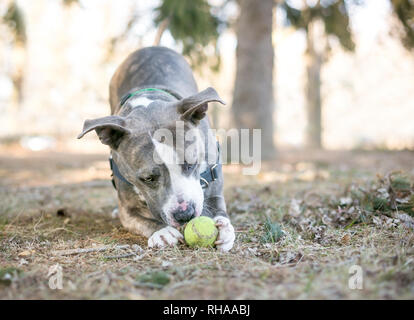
[11,45,26,107]
[305,20,325,149]
[11,68,24,107]
[232,0,276,160]
[283,0,355,149]
[153,17,170,46]
[2,0,27,108]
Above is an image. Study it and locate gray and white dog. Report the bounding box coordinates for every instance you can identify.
[78,46,235,251]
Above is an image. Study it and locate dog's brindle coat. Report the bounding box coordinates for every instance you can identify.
[78,47,235,251]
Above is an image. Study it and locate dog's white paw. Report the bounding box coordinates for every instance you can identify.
[148,226,183,249]
[214,216,235,252]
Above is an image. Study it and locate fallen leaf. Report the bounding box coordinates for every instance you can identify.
[395,213,414,230]
[279,251,303,265]
[341,234,351,245]
[18,250,34,257]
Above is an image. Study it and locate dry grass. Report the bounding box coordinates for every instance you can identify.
[0,144,413,299]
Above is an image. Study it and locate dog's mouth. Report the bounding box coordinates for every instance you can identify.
[160,210,181,228]
[163,201,201,227]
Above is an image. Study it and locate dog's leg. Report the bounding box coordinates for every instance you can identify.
[118,204,183,249]
[115,181,184,248]
[203,196,235,252]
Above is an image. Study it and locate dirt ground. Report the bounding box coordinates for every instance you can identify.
[0,141,413,299]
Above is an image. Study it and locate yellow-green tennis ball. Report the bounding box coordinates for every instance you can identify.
[184,216,218,248]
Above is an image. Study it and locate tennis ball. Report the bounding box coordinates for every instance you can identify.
[184,216,218,248]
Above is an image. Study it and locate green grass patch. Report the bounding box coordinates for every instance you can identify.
[136,270,171,289]
[260,218,284,244]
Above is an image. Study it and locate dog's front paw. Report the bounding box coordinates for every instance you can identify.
[214,216,235,252]
[148,226,183,249]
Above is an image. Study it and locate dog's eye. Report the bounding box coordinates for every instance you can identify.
[140,175,156,183]
[139,168,161,185]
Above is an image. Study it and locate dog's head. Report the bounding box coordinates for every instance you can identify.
[78,87,224,227]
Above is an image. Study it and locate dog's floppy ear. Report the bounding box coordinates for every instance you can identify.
[176,87,225,124]
[77,115,131,149]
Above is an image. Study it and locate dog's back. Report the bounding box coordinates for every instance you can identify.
[109,46,198,114]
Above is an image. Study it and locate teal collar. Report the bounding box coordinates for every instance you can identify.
[120,88,177,107]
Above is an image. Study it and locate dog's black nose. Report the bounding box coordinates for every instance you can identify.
[173,202,196,224]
